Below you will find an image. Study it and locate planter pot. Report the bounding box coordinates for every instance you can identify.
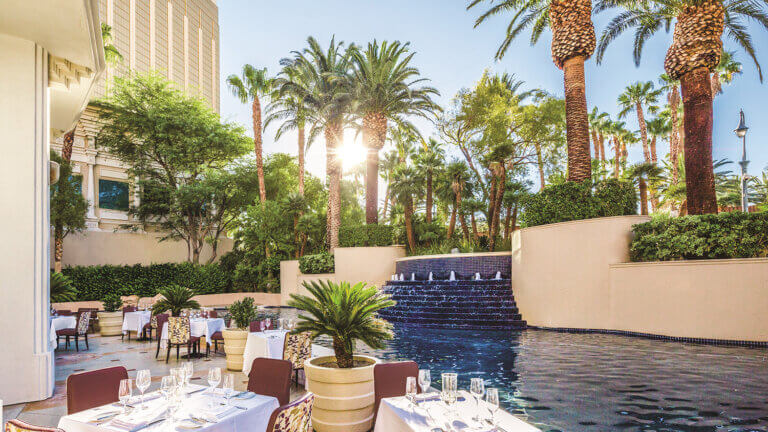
[97,311,123,337]
[222,329,248,371]
[305,355,379,432]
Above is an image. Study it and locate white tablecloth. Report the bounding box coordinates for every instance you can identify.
[160,318,226,346]
[374,391,540,432]
[241,330,289,375]
[50,316,77,348]
[58,384,279,432]
[122,311,152,334]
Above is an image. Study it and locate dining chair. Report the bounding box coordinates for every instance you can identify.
[246,358,293,406]
[207,329,224,356]
[56,310,72,316]
[264,392,315,432]
[165,316,199,363]
[249,320,262,332]
[4,419,65,432]
[282,332,312,385]
[57,311,91,351]
[208,310,218,318]
[154,313,169,358]
[66,366,129,414]
[373,361,419,422]
[77,307,98,333]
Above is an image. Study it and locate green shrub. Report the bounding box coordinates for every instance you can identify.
[630,212,768,262]
[50,272,77,303]
[62,262,231,301]
[520,180,637,227]
[101,293,123,312]
[339,225,395,247]
[299,252,335,274]
[228,297,257,329]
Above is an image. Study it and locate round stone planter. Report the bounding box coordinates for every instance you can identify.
[222,329,248,371]
[305,355,379,432]
[97,311,123,337]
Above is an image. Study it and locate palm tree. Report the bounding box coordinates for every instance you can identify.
[350,40,440,225]
[711,50,742,96]
[657,74,683,183]
[379,151,400,221]
[468,0,597,183]
[646,117,671,166]
[617,81,662,164]
[415,138,445,223]
[626,162,663,215]
[444,161,471,239]
[278,37,356,250]
[390,165,421,251]
[227,65,274,204]
[595,0,768,214]
[589,108,610,163]
[152,285,201,317]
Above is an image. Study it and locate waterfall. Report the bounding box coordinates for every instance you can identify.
[428,272,433,281]
[495,271,502,280]
[475,272,482,280]
[411,273,416,281]
[449,271,456,281]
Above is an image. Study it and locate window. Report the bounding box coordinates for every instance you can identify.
[99,179,130,211]
[69,175,82,194]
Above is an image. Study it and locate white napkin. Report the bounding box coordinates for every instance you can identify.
[201,405,239,421]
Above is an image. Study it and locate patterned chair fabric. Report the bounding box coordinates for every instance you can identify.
[283,332,312,371]
[265,392,314,432]
[168,317,190,344]
[76,311,91,335]
[5,419,64,432]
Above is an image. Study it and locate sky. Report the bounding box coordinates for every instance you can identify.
[217,0,768,188]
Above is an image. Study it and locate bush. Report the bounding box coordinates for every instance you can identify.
[299,252,335,274]
[630,212,768,262]
[62,262,231,301]
[520,179,637,227]
[339,225,395,247]
[102,293,123,312]
[228,297,257,329]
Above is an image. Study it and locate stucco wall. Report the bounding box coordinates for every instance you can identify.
[610,259,768,341]
[54,230,234,267]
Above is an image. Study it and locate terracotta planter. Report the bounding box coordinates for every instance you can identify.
[305,355,379,432]
[97,311,123,337]
[222,329,248,371]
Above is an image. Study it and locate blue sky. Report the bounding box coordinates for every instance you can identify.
[218,0,768,186]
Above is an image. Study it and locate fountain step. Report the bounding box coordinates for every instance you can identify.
[385,303,518,311]
[384,279,511,285]
[380,311,523,320]
[385,287,514,295]
[387,294,517,302]
[382,315,527,327]
[390,322,527,330]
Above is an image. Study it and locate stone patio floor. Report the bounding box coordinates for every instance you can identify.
[3,333,307,428]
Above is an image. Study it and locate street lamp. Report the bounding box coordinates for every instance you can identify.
[734,110,749,212]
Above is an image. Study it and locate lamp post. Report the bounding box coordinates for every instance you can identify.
[734,110,749,212]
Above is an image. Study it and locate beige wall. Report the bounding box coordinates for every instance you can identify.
[511,216,650,329]
[610,259,768,341]
[54,230,233,267]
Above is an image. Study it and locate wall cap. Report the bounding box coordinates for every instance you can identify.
[517,215,651,234]
[396,251,512,262]
[611,257,768,268]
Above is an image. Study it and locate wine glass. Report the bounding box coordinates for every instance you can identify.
[259,321,266,332]
[418,369,431,393]
[183,362,194,389]
[486,388,500,428]
[207,367,221,408]
[118,379,133,414]
[405,376,418,409]
[223,374,235,407]
[264,318,271,330]
[136,370,151,409]
[470,378,485,422]
[160,375,176,400]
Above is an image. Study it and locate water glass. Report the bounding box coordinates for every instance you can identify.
[470,378,485,422]
[136,370,151,409]
[118,379,133,414]
[418,369,431,393]
[265,318,271,329]
[441,373,457,407]
[486,388,499,427]
[405,376,418,408]
[183,362,194,388]
[223,374,235,406]
[207,367,221,408]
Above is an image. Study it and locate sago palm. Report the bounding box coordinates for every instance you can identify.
[350,40,440,224]
[288,280,395,369]
[595,0,768,214]
[227,65,274,203]
[617,81,662,164]
[152,285,201,317]
[50,272,78,303]
[468,0,597,182]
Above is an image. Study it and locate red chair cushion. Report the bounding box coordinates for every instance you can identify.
[57,328,77,337]
[210,331,223,340]
[247,358,293,406]
[66,366,129,414]
[373,361,419,421]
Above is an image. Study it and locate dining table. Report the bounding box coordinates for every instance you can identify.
[57,384,279,432]
[50,315,77,349]
[160,318,226,347]
[240,330,334,376]
[122,311,152,336]
[373,390,540,432]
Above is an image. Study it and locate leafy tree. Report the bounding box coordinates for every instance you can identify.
[50,152,88,272]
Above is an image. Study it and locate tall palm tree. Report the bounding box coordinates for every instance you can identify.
[390,165,421,251]
[227,65,274,204]
[444,161,471,239]
[646,117,672,165]
[589,108,610,163]
[278,37,355,250]
[595,0,768,214]
[617,81,662,164]
[468,0,597,183]
[350,40,440,225]
[415,138,445,223]
[379,150,400,221]
[711,49,742,96]
[626,162,663,215]
[657,74,683,183]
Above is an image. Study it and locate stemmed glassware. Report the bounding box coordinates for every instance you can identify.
[485,388,500,428]
[470,378,485,422]
[223,374,235,407]
[118,379,133,414]
[183,362,194,390]
[207,367,221,408]
[136,370,151,410]
[418,369,431,393]
[405,376,418,410]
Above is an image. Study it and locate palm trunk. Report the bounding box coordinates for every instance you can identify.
[598,133,606,163]
[711,72,721,96]
[489,168,505,251]
[447,204,457,239]
[404,197,416,251]
[298,126,305,196]
[636,102,650,163]
[503,205,512,240]
[563,56,592,182]
[669,86,681,183]
[470,213,479,243]
[332,336,353,369]
[535,143,546,190]
[650,135,658,165]
[363,113,387,225]
[325,124,343,250]
[511,205,518,233]
[459,210,470,242]
[252,98,266,203]
[680,67,718,215]
[54,226,64,273]
[425,172,433,223]
[591,129,600,161]
[382,181,390,220]
[487,171,498,233]
[639,178,648,215]
[613,138,620,178]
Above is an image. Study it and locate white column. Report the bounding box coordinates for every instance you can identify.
[85,156,97,220]
[0,35,54,404]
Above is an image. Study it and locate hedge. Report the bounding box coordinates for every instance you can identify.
[520,179,637,227]
[62,262,230,301]
[339,225,395,247]
[299,252,335,274]
[630,212,768,262]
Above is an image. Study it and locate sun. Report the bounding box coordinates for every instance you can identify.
[338,131,367,169]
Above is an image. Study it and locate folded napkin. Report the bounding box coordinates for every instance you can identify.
[130,393,162,405]
[414,394,466,403]
[201,405,239,421]
[109,414,164,432]
[235,392,256,400]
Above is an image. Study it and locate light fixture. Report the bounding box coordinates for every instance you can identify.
[735,110,749,139]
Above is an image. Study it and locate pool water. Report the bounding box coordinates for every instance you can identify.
[355,325,768,431]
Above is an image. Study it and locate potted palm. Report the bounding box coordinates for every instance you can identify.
[288,280,395,432]
[223,297,257,371]
[98,293,124,336]
[151,285,200,317]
